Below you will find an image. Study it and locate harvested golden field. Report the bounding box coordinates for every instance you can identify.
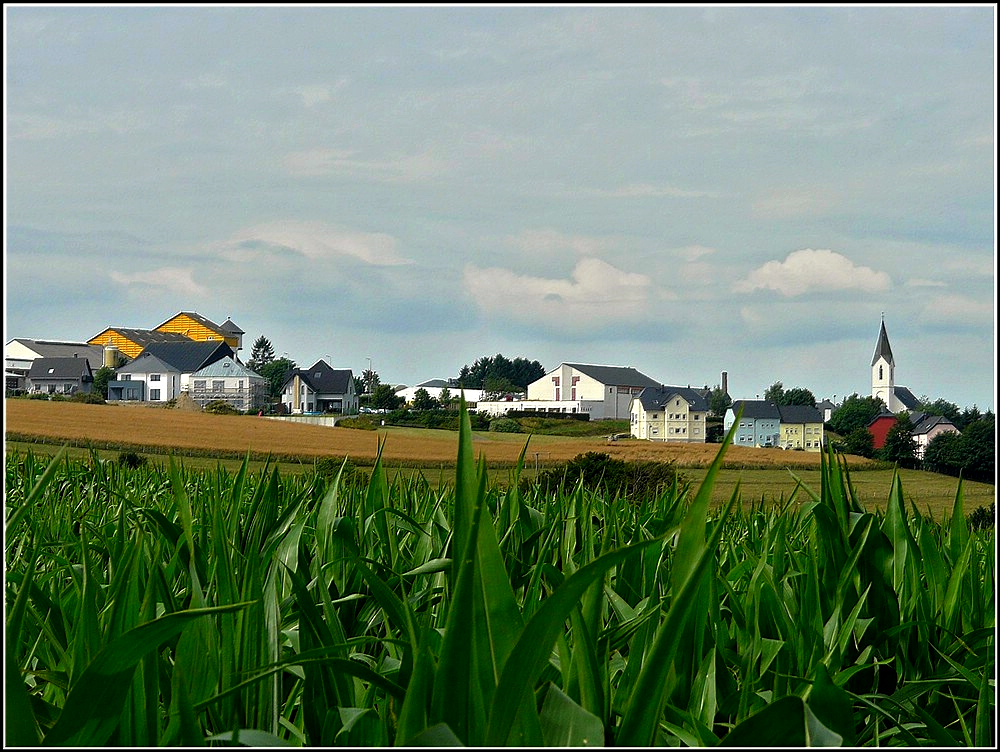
[4,399,879,469]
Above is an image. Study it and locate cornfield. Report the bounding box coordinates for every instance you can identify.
[4,404,994,746]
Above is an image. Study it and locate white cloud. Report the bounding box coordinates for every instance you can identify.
[283,148,449,183]
[506,229,620,257]
[109,267,208,297]
[222,221,413,266]
[464,257,653,326]
[918,294,994,328]
[733,248,891,297]
[905,278,948,288]
[751,188,839,220]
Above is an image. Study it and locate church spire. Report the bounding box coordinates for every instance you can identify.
[871,315,894,367]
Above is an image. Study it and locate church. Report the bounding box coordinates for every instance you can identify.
[870,316,921,413]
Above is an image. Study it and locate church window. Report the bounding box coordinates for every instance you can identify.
[878,365,883,380]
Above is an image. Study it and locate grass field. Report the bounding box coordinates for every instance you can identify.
[5,398,994,520]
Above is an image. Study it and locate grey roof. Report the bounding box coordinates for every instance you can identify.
[909,412,960,436]
[10,339,106,367]
[116,352,178,375]
[776,404,824,424]
[284,359,354,394]
[871,317,895,366]
[190,357,262,380]
[94,328,192,348]
[563,363,661,388]
[27,357,94,380]
[635,385,710,412]
[730,400,782,420]
[219,317,244,335]
[892,386,921,410]
[135,341,234,373]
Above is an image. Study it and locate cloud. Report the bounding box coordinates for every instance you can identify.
[591,182,721,199]
[506,229,621,257]
[464,257,654,328]
[733,248,892,297]
[109,267,209,297]
[918,294,994,329]
[220,221,414,266]
[751,188,839,220]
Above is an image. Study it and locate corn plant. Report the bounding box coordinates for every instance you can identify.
[4,402,994,746]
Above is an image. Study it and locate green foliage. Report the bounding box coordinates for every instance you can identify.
[203,399,241,415]
[765,381,817,407]
[71,391,106,404]
[967,502,995,530]
[838,426,876,458]
[878,412,917,464]
[258,357,296,401]
[529,451,683,499]
[489,417,521,433]
[92,366,116,399]
[411,387,438,411]
[829,393,886,436]
[117,450,148,469]
[370,383,404,411]
[246,335,275,373]
[457,353,545,391]
[709,385,732,417]
[5,408,995,748]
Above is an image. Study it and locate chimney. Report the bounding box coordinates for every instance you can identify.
[721,371,728,395]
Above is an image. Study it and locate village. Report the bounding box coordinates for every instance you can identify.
[4,309,966,458]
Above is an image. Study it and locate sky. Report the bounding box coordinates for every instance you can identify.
[4,4,997,411]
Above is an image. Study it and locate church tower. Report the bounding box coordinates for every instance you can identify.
[871,314,895,410]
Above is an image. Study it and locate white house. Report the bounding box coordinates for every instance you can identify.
[187,356,267,412]
[476,363,661,420]
[630,385,710,442]
[106,341,234,403]
[6,338,106,392]
[396,379,484,406]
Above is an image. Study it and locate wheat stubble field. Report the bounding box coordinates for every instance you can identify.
[7,399,855,468]
[6,399,993,517]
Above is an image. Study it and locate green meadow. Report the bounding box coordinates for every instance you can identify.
[4,407,994,746]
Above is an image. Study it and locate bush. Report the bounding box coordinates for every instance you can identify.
[489,417,521,433]
[117,451,148,469]
[968,502,995,530]
[314,456,365,488]
[528,451,683,500]
[203,400,241,415]
[71,391,106,404]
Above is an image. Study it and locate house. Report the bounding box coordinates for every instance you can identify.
[871,316,921,413]
[153,312,245,355]
[775,404,826,451]
[25,357,95,396]
[88,327,193,361]
[396,379,484,406]
[630,385,710,442]
[187,356,266,412]
[477,363,662,420]
[725,400,782,448]
[817,399,837,423]
[867,410,960,458]
[909,412,961,459]
[724,400,824,451]
[107,341,234,403]
[281,360,358,415]
[5,338,106,392]
[88,312,245,361]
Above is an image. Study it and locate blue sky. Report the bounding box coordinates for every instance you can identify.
[5,5,996,410]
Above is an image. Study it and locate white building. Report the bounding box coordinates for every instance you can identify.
[188,356,267,412]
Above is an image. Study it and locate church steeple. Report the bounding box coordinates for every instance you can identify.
[871,314,895,409]
[870,313,894,367]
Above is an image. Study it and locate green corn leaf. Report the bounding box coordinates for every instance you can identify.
[539,682,605,747]
[404,722,465,746]
[484,536,663,746]
[43,603,252,747]
[5,631,40,746]
[206,728,297,746]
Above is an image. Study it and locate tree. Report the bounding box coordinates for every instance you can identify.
[411,387,438,411]
[829,393,885,436]
[92,366,116,399]
[361,369,380,395]
[763,382,784,404]
[958,414,995,477]
[841,427,875,458]
[247,336,276,373]
[258,357,296,403]
[457,354,545,391]
[781,387,817,407]
[371,383,404,411]
[879,413,916,464]
[924,430,963,474]
[708,385,732,418]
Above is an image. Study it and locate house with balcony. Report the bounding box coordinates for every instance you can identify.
[187,356,266,412]
[107,341,234,403]
[630,385,710,442]
[280,360,358,414]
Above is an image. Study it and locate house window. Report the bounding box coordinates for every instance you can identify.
[213,380,225,391]
[150,389,160,400]
[150,374,161,382]
[194,380,206,390]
